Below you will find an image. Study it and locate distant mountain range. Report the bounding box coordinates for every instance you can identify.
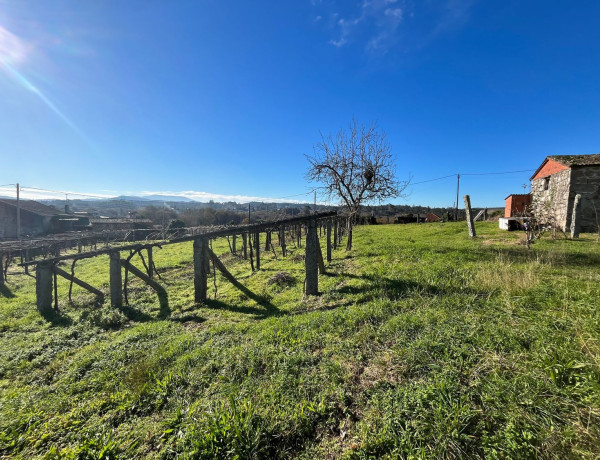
[110,195,196,203]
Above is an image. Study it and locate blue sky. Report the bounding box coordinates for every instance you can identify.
[1,0,599,207]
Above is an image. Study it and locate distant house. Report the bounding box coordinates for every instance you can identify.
[425,213,441,222]
[0,199,89,239]
[504,194,531,218]
[530,154,600,231]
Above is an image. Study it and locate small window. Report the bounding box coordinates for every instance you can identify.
[543,176,550,191]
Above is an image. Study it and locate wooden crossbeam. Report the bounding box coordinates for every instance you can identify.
[120,259,168,308]
[53,266,104,299]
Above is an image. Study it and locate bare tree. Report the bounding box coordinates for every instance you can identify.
[306,119,409,249]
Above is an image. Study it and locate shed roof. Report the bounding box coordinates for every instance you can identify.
[0,199,61,217]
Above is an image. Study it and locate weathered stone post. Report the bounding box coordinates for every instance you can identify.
[193,237,208,302]
[109,251,122,308]
[255,231,260,270]
[326,219,332,262]
[305,218,318,295]
[36,261,53,314]
[570,194,582,238]
[463,195,476,238]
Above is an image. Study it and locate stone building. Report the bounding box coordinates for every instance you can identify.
[530,154,600,232]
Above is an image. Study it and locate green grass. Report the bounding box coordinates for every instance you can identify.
[1,222,600,458]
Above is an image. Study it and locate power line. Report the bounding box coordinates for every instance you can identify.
[411,168,535,186]
[21,186,114,199]
[411,174,457,185]
[461,168,535,176]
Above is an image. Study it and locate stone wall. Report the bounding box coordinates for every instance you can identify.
[531,168,571,230]
[569,165,600,232]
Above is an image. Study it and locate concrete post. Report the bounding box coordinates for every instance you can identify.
[194,238,208,302]
[570,194,582,238]
[109,251,123,308]
[463,195,476,238]
[305,218,318,295]
[326,219,332,262]
[36,261,53,314]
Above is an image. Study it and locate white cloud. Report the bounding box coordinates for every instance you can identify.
[0,186,313,204]
[315,0,475,54]
[385,8,403,20]
[324,0,403,52]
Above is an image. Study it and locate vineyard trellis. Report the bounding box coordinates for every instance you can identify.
[16,212,345,315]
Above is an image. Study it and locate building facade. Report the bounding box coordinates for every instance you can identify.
[530,154,600,232]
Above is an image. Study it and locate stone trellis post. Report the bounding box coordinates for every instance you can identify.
[570,194,582,238]
[464,195,476,238]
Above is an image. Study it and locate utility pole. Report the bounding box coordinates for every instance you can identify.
[454,174,460,221]
[313,190,316,215]
[16,183,21,240]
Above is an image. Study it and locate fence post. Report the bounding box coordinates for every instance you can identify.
[109,251,123,307]
[194,237,208,302]
[232,234,237,255]
[305,218,318,295]
[463,195,476,238]
[36,261,53,314]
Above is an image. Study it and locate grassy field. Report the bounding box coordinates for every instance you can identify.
[1,222,599,459]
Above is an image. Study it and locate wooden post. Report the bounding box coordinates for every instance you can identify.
[232,234,237,255]
[194,237,208,302]
[109,251,123,308]
[54,266,104,299]
[36,261,53,314]
[570,194,582,238]
[326,219,332,263]
[265,231,271,251]
[305,218,318,295]
[255,231,260,271]
[463,195,476,238]
[0,253,4,286]
[242,233,248,260]
[147,247,154,279]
